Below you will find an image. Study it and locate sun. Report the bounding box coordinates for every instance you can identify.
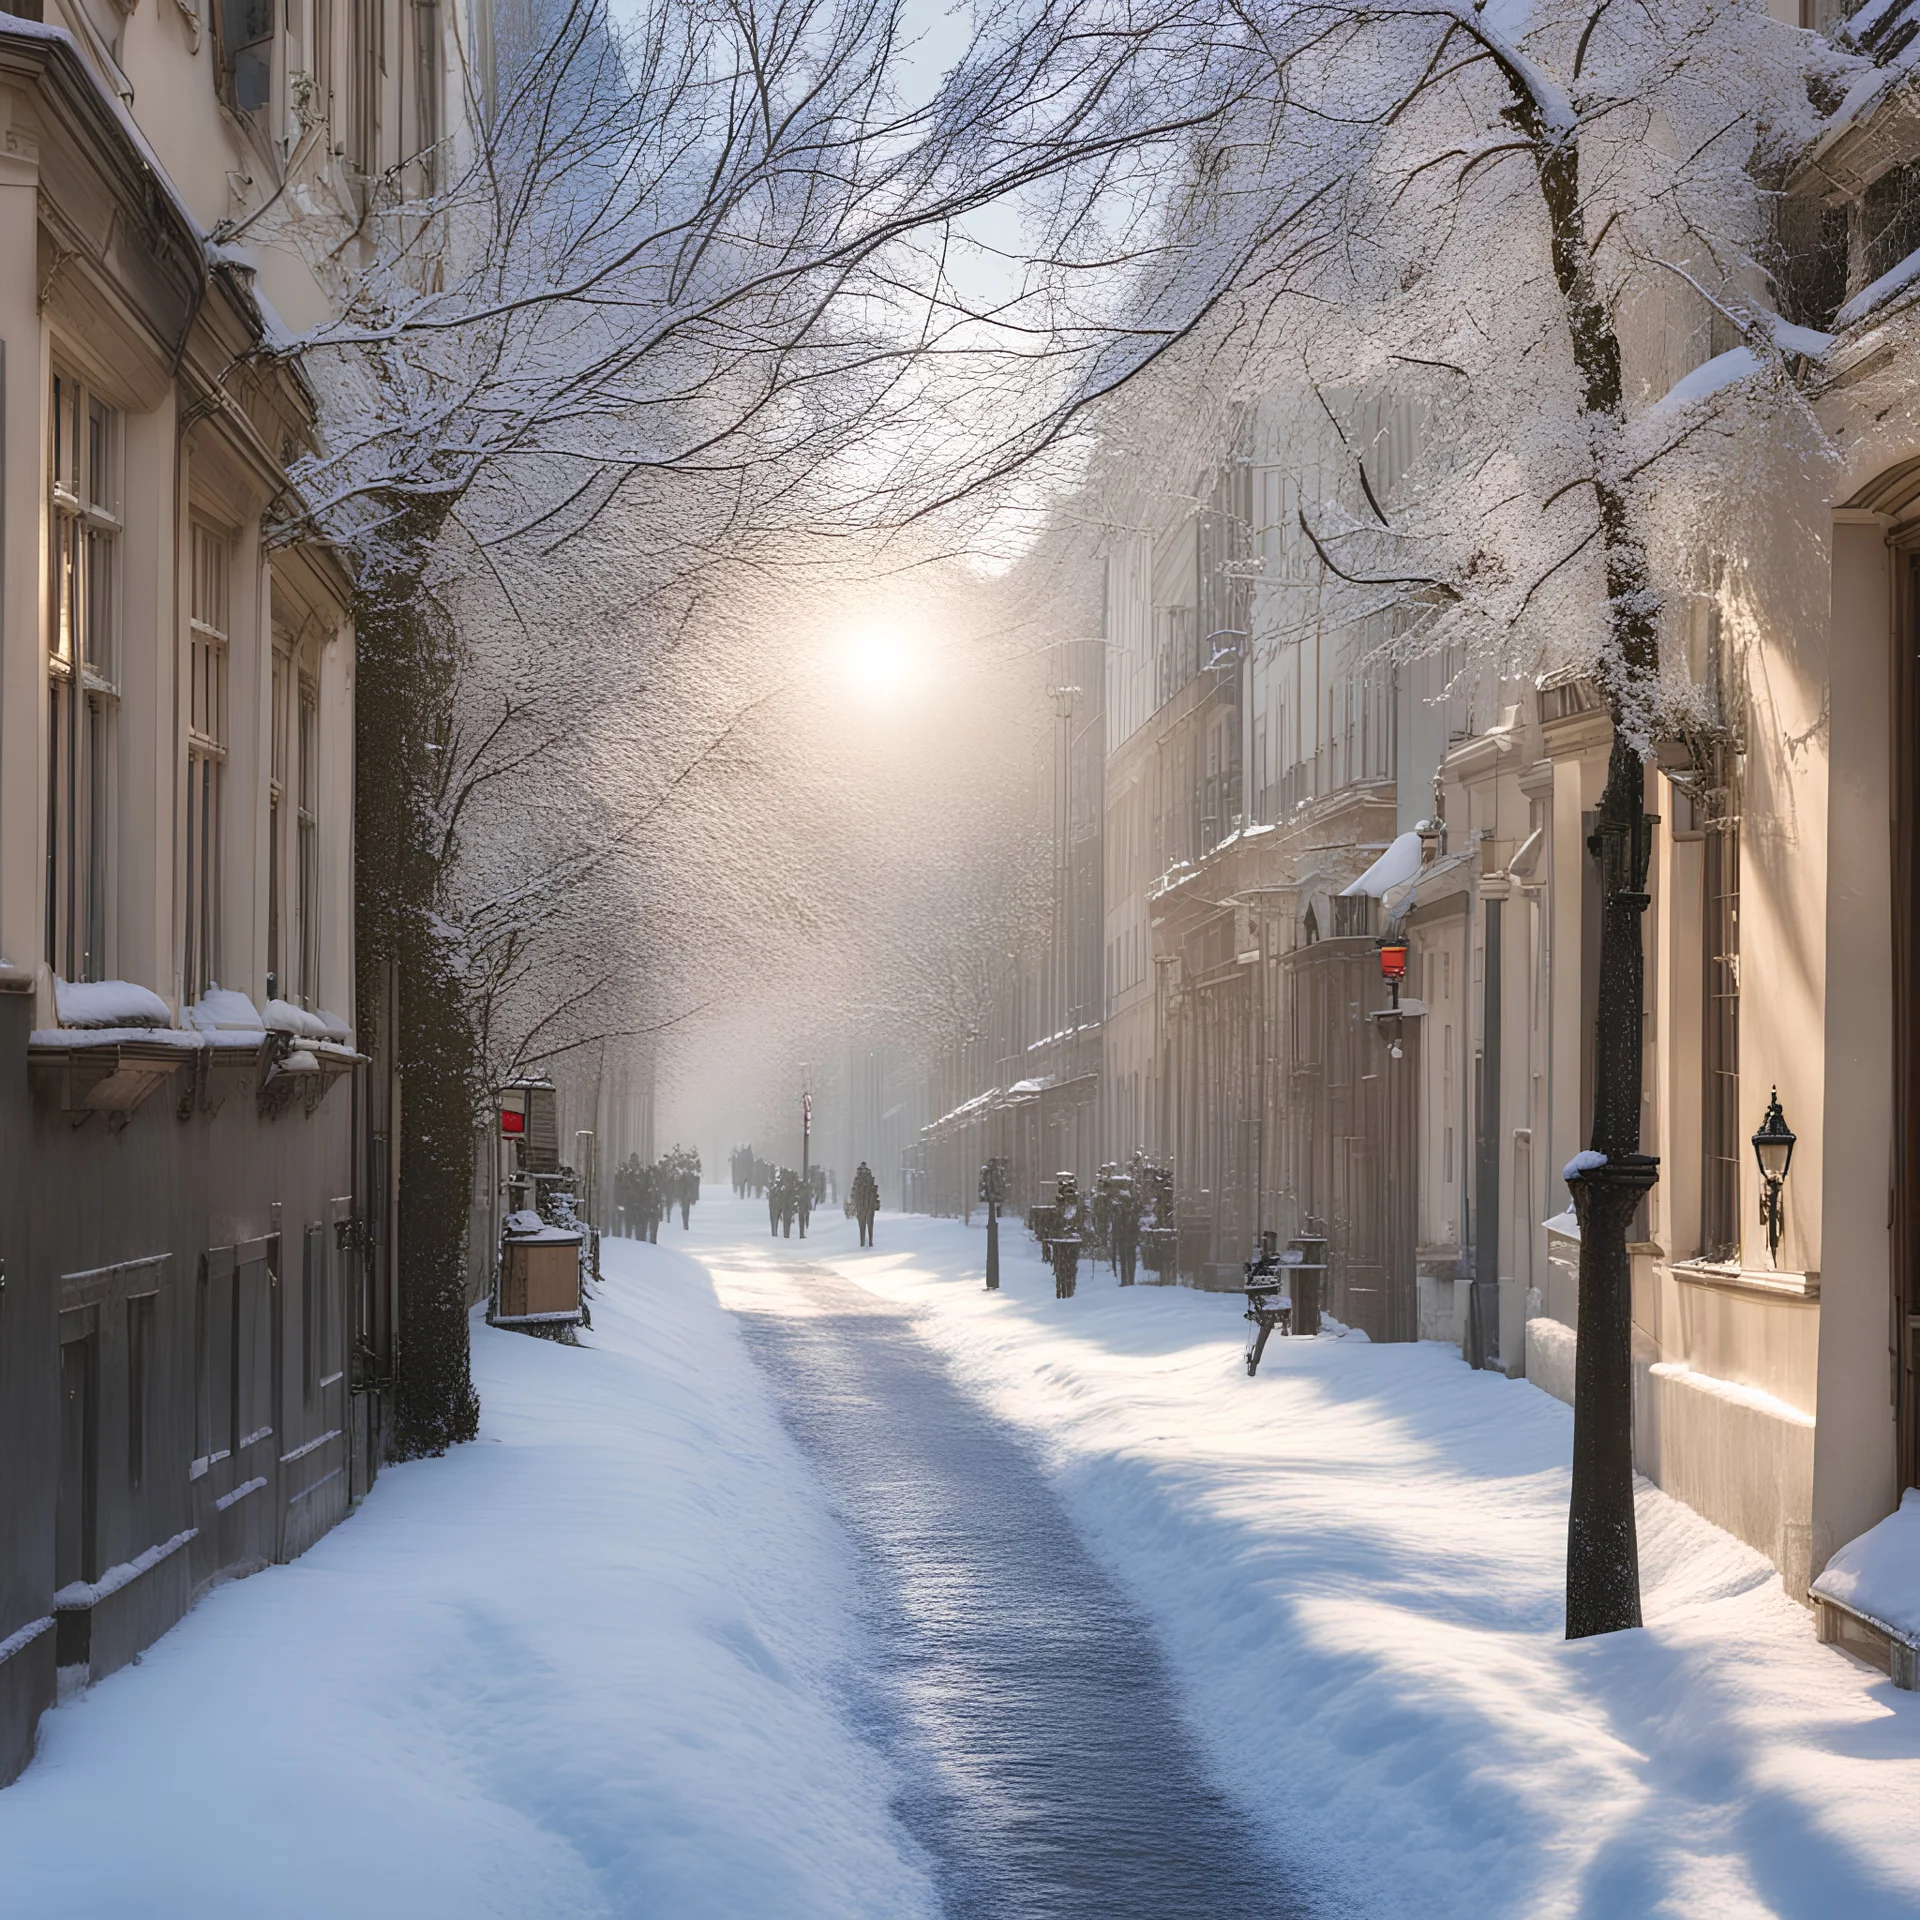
[841,621,925,701]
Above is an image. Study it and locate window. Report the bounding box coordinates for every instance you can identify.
[47,373,119,982]
[268,649,289,1001]
[298,675,319,1004]
[219,0,272,110]
[350,0,382,174]
[1701,745,1741,1260]
[1865,162,1920,293]
[236,1251,272,1451]
[196,1249,236,1465]
[127,1292,155,1491]
[303,1223,326,1404]
[186,525,229,1006]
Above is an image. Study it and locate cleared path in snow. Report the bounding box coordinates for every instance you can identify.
[714,1235,1302,1920]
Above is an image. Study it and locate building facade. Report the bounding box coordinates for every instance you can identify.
[0,0,471,1781]
[901,0,1920,1635]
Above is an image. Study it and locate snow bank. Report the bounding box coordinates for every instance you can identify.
[781,1208,1920,1920]
[1813,1490,1920,1646]
[0,1237,934,1920]
[1526,1313,1576,1407]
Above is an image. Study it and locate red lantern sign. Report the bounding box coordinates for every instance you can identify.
[1378,941,1409,983]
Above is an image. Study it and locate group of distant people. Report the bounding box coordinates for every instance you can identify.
[728,1142,880,1246]
[1028,1151,1177,1295]
[612,1145,701,1241]
[731,1145,829,1203]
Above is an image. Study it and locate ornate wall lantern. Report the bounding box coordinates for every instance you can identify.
[1376,938,1409,1058]
[1751,1087,1797,1266]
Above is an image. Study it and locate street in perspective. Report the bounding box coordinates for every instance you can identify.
[9,0,1920,1912]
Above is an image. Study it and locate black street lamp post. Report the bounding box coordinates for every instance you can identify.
[980,1157,1007,1290]
[1752,1088,1797,1267]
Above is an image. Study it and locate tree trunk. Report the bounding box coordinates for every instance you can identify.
[355,498,481,1460]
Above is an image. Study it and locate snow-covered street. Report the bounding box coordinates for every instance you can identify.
[798,1208,1920,1919]
[726,1249,1293,1918]
[8,1190,1920,1917]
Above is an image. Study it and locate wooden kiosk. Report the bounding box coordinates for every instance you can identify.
[493,1208,585,1327]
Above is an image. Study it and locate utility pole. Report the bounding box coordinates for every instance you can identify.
[800,1071,812,1240]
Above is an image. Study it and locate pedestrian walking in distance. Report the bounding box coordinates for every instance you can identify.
[851,1162,880,1247]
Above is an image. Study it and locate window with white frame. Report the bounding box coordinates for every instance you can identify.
[185,522,230,1005]
[268,646,289,1001]
[47,371,120,983]
[298,673,319,1004]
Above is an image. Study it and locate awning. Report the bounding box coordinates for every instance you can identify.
[1340,831,1423,898]
[1382,847,1477,927]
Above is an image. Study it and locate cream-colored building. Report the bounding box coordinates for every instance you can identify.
[916,0,1919,1647]
[0,0,471,1783]
[1072,3,1920,1627]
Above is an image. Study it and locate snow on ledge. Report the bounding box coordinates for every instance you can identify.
[55,977,169,1029]
[263,998,330,1039]
[1812,1489,1920,1645]
[1647,1361,1815,1430]
[0,1614,54,1665]
[1839,243,1920,330]
[31,1026,208,1050]
[185,986,262,1032]
[52,1528,196,1611]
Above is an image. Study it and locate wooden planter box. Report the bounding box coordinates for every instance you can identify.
[497,1230,583,1324]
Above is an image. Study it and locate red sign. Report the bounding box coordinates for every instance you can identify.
[501,1108,525,1136]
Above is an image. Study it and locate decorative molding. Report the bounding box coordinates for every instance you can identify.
[60,1252,168,1312]
[1668,1257,1820,1301]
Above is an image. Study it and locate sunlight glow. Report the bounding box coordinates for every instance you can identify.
[841,620,929,702]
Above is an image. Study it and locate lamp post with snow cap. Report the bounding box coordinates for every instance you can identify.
[800,1077,812,1240]
[1752,1089,1796,1266]
[980,1156,1007,1290]
[1562,737,1661,1641]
